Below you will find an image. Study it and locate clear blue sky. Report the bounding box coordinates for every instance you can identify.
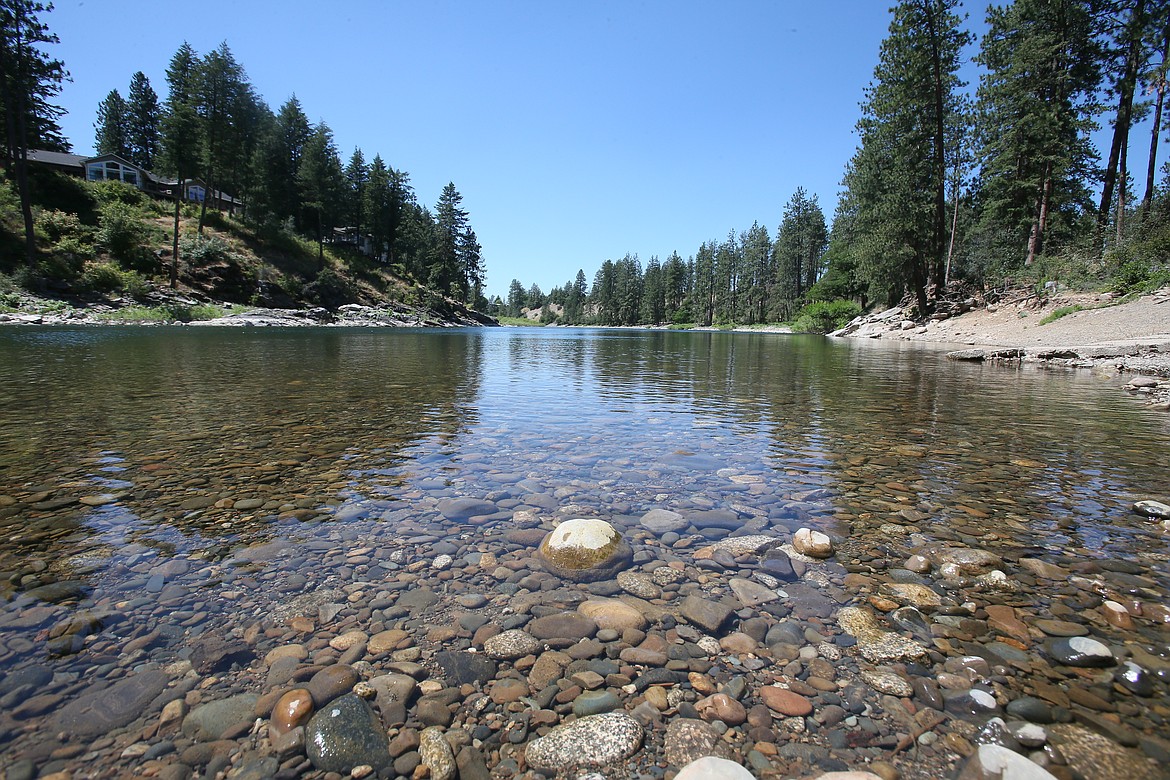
[46,1,1160,299]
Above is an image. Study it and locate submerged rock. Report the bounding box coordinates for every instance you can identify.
[524,712,644,772]
[537,518,633,582]
[304,694,390,773]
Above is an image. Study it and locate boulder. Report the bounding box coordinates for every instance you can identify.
[537,518,633,582]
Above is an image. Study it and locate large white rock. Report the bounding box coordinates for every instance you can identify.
[675,756,757,779]
[536,518,633,582]
[793,528,834,558]
[525,712,643,771]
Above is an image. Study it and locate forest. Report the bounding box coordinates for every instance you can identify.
[504,0,1170,331]
[1,2,487,310]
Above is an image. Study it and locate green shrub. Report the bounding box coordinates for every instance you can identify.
[792,299,862,334]
[96,200,149,264]
[304,267,356,309]
[80,264,150,298]
[1038,304,1085,325]
[179,234,234,266]
[89,179,150,208]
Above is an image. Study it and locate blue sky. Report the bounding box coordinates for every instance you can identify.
[46,1,1160,298]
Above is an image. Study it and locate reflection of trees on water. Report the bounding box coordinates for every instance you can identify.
[0,327,485,580]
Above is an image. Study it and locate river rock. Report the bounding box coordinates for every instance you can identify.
[695,693,747,725]
[53,669,169,737]
[305,694,390,773]
[675,756,757,780]
[860,670,913,697]
[665,718,730,766]
[435,651,497,686]
[183,694,260,741]
[437,498,497,520]
[956,743,1058,779]
[306,664,359,706]
[640,508,689,534]
[270,689,313,737]
[1047,636,1115,667]
[793,528,834,558]
[730,578,778,607]
[760,687,813,716]
[681,595,734,633]
[527,612,599,641]
[879,583,942,608]
[524,712,644,772]
[1133,499,1170,519]
[418,726,456,780]
[483,629,541,660]
[572,689,620,716]
[537,518,633,582]
[617,570,662,599]
[578,599,648,632]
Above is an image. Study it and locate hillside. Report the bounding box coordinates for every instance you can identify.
[0,173,495,326]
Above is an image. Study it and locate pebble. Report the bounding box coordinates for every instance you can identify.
[760,687,813,717]
[418,726,457,780]
[483,629,542,660]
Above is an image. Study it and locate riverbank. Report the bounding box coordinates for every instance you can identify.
[834,287,1170,408]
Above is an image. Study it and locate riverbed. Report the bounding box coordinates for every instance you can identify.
[0,326,1167,780]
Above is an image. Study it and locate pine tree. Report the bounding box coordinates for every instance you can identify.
[362,154,390,261]
[298,122,344,269]
[126,71,159,169]
[432,182,469,297]
[641,255,665,324]
[0,0,69,268]
[193,42,253,233]
[507,278,526,316]
[344,148,367,242]
[974,0,1101,266]
[94,89,129,157]
[160,42,202,286]
[740,222,772,323]
[772,188,828,320]
[840,0,972,312]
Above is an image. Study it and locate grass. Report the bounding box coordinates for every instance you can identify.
[96,303,229,323]
[496,316,540,326]
[1038,304,1086,325]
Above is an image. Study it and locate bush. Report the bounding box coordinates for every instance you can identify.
[180,234,234,266]
[89,179,150,208]
[303,267,356,309]
[97,200,150,265]
[80,263,150,298]
[792,299,862,334]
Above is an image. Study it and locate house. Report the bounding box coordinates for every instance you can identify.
[23,149,244,215]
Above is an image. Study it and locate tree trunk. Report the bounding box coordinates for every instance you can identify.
[170,179,182,288]
[1026,165,1053,266]
[925,0,949,290]
[1097,0,1145,237]
[1143,28,1168,212]
[1117,130,1128,243]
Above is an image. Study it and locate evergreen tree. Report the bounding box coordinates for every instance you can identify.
[0,0,69,268]
[507,278,526,316]
[974,0,1101,267]
[344,147,367,241]
[362,153,391,261]
[641,254,665,324]
[459,226,484,305]
[256,95,312,229]
[714,231,741,324]
[193,42,253,232]
[772,188,828,320]
[662,251,689,321]
[1141,9,1169,211]
[691,241,717,326]
[841,0,972,312]
[432,182,469,297]
[160,41,202,286]
[591,260,617,324]
[740,222,772,323]
[126,71,159,169]
[94,89,129,157]
[298,122,344,269]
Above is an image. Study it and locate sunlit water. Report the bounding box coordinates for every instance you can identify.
[0,325,1168,767]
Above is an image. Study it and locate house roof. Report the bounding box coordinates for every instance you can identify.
[25,149,87,168]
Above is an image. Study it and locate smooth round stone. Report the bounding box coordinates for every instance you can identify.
[1034,619,1088,637]
[578,599,648,632]
[639,508,689,535]
[1116,661,1155,696]
[573,689,620,717]
[1006,697,1054,724]
[675,756,756,780]
[305,694,390,773]
[524,712,644,772]
[270,689,313,737]
[760,687,813,717]
[695,693,747,725]
[793,528,834,558]
[860,670,913,698]
[617,571,662,599]
[456,594,488,609]
[329,630,368,651]
[418,727,456,780]
[483,630,542,660]
[307,664,360,706]
[665,718,725,767]
[368,629,410,656]
[959,744,1059,780]
[1048,636,1115,668]
[527,612,599,642]
[182,694,259,741]
[1133,499,1170,519]
[490,678,530,704]
[536,519,633,582]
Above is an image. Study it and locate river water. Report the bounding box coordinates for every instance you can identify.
[0,325,1167,779]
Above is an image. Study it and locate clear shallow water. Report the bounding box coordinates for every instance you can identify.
[1,325,1169,777]
[2,325,1168,590]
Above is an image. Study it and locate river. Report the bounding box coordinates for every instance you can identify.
[0,325,1167,779]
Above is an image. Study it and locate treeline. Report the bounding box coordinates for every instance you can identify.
[1,4,486,307]
[503,188,829,327]
[506,0,1170,327]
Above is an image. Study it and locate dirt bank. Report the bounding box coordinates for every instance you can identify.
[836,286,1170,408]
